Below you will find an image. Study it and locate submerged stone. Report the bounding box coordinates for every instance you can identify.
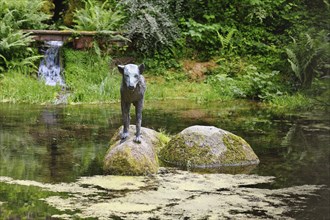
[159,125,260,168]
[103,125,169,175]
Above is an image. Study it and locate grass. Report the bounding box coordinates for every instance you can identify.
[267,93,314,114]
[63,49,121,103]
[0,72,61,104]
[267,78,330,114]
[0,48,323,112]
[145,76,221,102]
[0,49,225,104]
[63,49,221,104]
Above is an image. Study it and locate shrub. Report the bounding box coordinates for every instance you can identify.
[182,18,237,58]
[239,66,284,100]
[120,0,179,55]
[207,73,242,99]
[209,63,285,101]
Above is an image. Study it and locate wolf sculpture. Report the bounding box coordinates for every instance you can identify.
[118,64,146,143]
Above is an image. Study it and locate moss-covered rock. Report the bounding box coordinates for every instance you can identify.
[104,125,169,175]
[159,125,259,168]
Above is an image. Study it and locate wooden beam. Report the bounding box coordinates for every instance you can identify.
[22,30,126,49]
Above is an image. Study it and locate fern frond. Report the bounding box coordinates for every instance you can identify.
[217,31,225,48]
[73,0,124,31]
[286,48,301,81]
[225,29,236,45]
[217,28,236,51]
[305,33,313,49]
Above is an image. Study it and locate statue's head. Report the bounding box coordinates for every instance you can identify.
[118,64,145,90]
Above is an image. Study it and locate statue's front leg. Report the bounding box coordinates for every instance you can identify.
[121,101,130,140]
[133,100,143,143]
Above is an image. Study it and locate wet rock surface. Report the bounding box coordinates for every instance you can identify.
[103,125,167,175]
[160,125,260,168]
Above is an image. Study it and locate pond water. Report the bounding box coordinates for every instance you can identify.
[0,100,329,219]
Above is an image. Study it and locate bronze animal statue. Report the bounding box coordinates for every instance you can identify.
[118,64,146,143]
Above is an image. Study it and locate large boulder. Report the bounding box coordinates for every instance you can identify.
[104,125,169,175]
[159,125,259,168]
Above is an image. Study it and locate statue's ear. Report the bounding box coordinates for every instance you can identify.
[139,64,145,74]
[118,65,125,74]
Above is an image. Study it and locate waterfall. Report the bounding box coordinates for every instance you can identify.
[38,41,65,86]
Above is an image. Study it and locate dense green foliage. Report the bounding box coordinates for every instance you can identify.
[0,0,50,73]
[0,0,49,30]
[208,65,284,101]
[73,0,124,33]
[286,30,329,89]
[0,26,39,74]
[0,0,329,109]
[120,0,179,54]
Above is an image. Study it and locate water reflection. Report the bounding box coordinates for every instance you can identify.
[39,109,69,181]
[0,101,329,185]
[0,101,329,219]
[0,105,116,183]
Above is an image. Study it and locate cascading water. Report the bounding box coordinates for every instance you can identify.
[38,41,65,86]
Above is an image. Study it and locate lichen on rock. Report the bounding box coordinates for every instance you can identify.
[159,125,259,168]
[103,125,170,175]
